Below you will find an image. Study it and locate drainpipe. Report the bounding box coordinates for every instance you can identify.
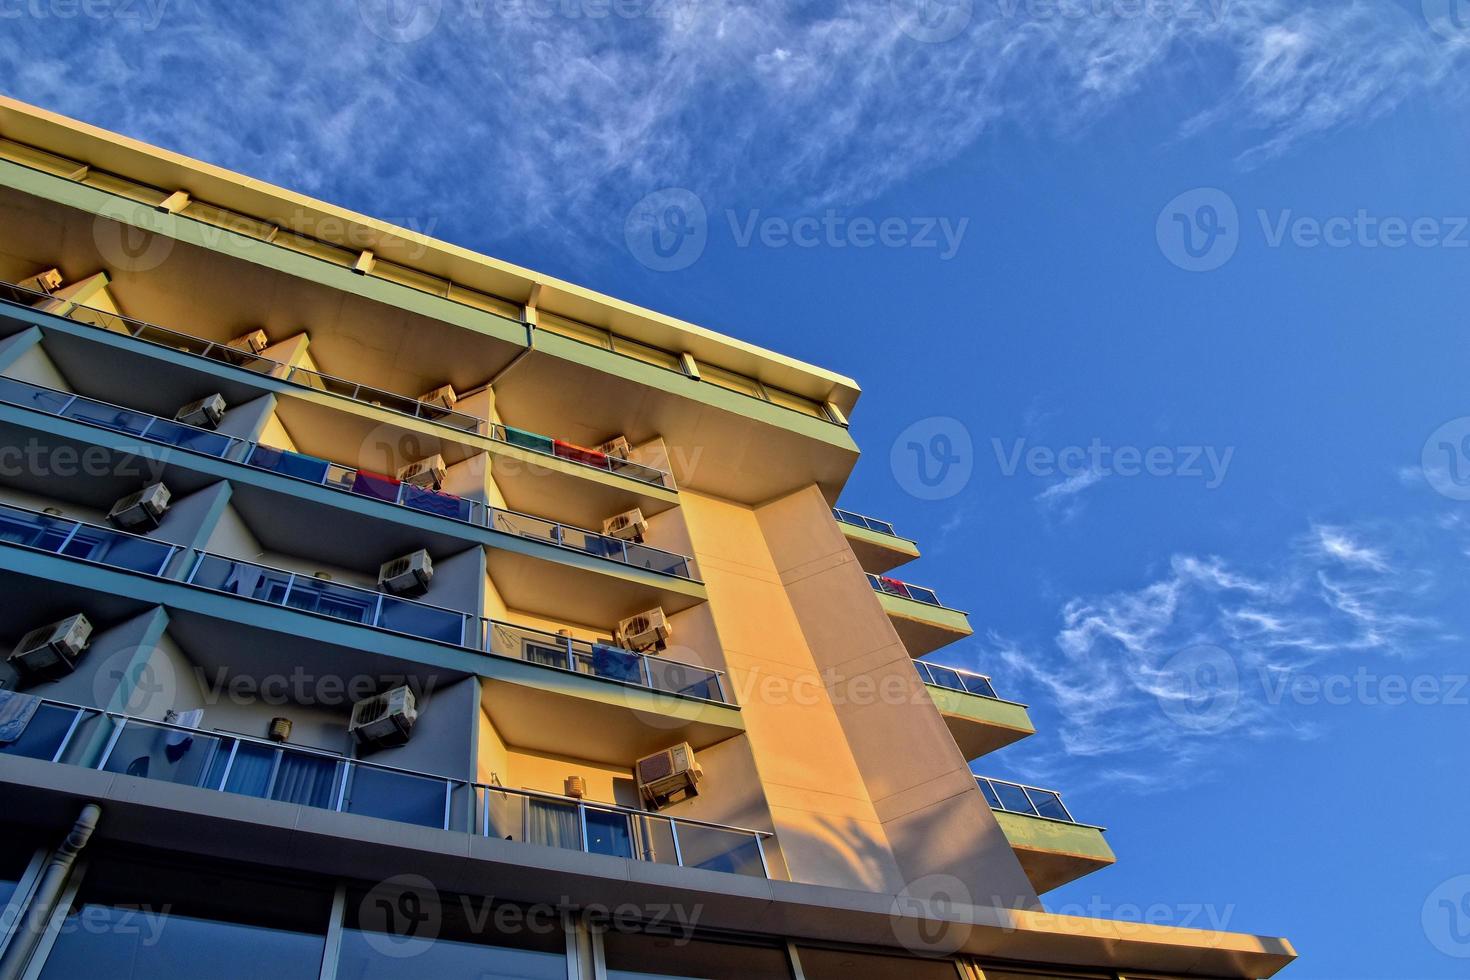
[488,314,537,387]
[0,803,102,980]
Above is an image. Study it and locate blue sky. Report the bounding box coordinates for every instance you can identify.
[4,1,1470,976]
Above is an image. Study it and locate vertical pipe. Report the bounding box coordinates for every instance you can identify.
[0,803,102,980]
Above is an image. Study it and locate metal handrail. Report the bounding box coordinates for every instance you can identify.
[0,280,677,486]
[5,694,771,876]
[486,422,673,489]
[0,500,181,577]
[866,573,949,608]
[832,507,900,536]
[485,619,729,704]
[0,499,723,705]
[914,661,1024,706]
[975,775,1104,830]
[0,376,701,582]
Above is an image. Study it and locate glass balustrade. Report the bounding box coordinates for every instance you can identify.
[0,696,771,876]
[915,661,1001,701]
[485,622,728,703]
[0,376,698,580]
[867,573,946,607]
[832,507,900,536]
[975,776,1084,825]
[0,502,177,575]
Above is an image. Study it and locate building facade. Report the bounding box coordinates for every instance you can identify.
[0,96,1294,980]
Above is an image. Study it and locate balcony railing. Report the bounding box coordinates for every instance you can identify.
[0,501,729,705]
[915,661,1001,701]
[0,696,770,877]
[832,507,899,536]
[867,573,945,607]
[486,621,726,702]
[0,376,698,581]
[976,776,1099,828]
[0,280,676,488]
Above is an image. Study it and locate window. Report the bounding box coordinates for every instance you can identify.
[611,335,683,372]
[698,364,766,399]
[795,946,962,979]
[39,853,332,980]
[763,384,829,419]
[337,885,566,978]
[539,311,613,349]
[603,931,793,979]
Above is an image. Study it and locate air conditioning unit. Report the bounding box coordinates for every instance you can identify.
[636,742,703,809]
[419,385,458,411]
[378,549,433,597]
[174,393,227,429]
[597,436,632,459]
[8,614,92,679]
[602,508,648,543]
[108,483,171,530]
[349,686,418,749]
[227,329,269,354]
[18,269,63,294]
[616,607,670,653]
[398,454,447,490]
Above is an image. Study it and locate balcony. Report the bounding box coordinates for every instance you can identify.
[0,502,732,712]
[0,696,772,877]
[915,661,1034,760]
[976,776,1116,892]
[1,281,682,524]
[867,573,973,656]
[0,376,701,593]
[833,507,920,574]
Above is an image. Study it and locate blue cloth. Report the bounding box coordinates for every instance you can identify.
[0,690,41,745]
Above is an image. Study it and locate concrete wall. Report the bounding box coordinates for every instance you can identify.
[679,488,907,893]
[755,484,1039,909]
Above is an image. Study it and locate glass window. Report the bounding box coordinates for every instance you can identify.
[603,931,793,979]
[39,853,331,980]
[795,946,960,980]
[698,365,766,399]
[338,885,565,978]
[539,312,613,349]
[763,385,829,419]
[610,335,683,372]
[0,832,39,927]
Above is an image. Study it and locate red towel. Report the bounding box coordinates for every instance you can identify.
[553,440,608,468]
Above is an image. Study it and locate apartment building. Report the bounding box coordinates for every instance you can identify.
[0,96,1294,979]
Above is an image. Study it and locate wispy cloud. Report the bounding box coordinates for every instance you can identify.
[0,1,1461,258]
[1036,467,1105,503]
[990,521,1448,792]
